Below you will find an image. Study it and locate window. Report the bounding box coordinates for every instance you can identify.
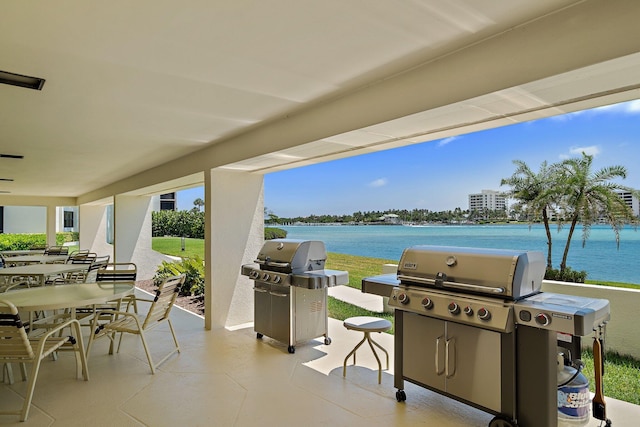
[63,210,74,228]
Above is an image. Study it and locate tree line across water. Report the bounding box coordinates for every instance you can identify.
[153,153,639,283]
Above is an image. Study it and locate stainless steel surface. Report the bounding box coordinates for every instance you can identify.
[242,239,347,289]
[402,312,503,412]
[397,245,545,300]
[364,244,611,427]
[389,286,515,333]
[515,292,611,336]
[361,273,397,297]
[255,239,327,273]
[242,239,348,351]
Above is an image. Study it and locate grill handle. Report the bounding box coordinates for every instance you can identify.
[397,274,506,294]
[445,338,456,378]
[254,259,290,268]
[435,336,445,375]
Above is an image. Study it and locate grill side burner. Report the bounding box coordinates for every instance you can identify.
[362,245,610,427]
[241,239,348,353]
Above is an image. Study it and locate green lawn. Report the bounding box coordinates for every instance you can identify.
[152,236,204,258]
[152,236,640,404]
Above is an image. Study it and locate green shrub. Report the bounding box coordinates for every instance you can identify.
[544,266,587,283]
[152,210,204,239]
[0,232,78,250]
[153,256,205,296]
[265,227,287,240]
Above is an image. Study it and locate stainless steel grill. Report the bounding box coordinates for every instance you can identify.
[362,245,610,427]
[241,239,348,354]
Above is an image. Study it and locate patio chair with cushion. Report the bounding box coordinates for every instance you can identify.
[86,274,185,374]
[0,300,89,422]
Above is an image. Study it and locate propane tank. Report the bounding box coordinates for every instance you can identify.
[557,353,591,426]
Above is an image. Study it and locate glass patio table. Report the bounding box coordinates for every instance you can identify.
[2,254,69,265]
[0,249,45,257]
[0,263,89,287]
[0,282,135,315]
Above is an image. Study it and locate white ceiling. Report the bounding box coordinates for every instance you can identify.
[1,1,640,202]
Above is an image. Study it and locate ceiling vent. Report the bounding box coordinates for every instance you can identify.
[0,70,45,90]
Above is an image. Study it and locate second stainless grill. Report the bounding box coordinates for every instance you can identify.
[241,239,348,354]
[363,245,610,427]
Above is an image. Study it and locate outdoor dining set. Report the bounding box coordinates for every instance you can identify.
[0,246,185,421]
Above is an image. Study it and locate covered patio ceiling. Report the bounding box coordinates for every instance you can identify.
[1,1,640,203]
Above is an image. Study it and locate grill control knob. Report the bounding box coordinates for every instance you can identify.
[478,308,491,321]
[448,302,460,315]
[464,306,474,316]
[421,297,433,310]
[262,273,270,281]
[250,270,260,279]
[272,276,282,284]
[398,293,410,305]
[535,312,551,327]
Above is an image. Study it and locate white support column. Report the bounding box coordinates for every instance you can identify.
[205,169,264,329]
[45,204,57,247]
[79,204,113,259]
[114,194,170,280]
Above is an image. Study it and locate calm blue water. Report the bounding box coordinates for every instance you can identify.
[280,224,640,284]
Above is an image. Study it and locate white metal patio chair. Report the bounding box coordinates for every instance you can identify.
[86,274,185,374]
[0,299,89,422]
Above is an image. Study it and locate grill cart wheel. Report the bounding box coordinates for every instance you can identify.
[288,345,295,354]
[488,415,517,427]
[396,390,406,402]
[256,333,263,339]
[324,337,331,345]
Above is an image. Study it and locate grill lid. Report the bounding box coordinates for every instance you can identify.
[397,245,545,299]
[255,239,326,273]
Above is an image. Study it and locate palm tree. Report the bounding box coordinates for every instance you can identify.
[193,198,205,212]
[500,160,561,270]
[555,152,640,273]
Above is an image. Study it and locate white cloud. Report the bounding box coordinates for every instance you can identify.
[560,145,601,159]
[591,99,640,114]
[437,136,458,147]
[551,100,640,121]
[626,99,640,112]
[369,178,388,187]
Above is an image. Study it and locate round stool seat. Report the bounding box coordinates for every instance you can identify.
[342,316,392,384]
[343,316,392,333]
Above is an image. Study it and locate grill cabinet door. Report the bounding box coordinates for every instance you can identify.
[254,282,271,337]
[403,312,446,392]
[269,283,291,344]
[445,322,502,412]
[401,312,503,413]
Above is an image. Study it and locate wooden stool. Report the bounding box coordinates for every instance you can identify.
[342,316,391,384]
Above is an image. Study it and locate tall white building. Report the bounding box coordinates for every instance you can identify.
[617,191,640,216]
[468,190,507,212]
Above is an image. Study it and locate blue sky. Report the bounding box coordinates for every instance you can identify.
[178,99,640,217]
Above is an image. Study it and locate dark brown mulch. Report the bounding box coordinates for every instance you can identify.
[136,279,204,316]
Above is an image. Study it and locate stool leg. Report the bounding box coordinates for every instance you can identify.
[364,332,384,384]
[370,335,390,370]
[343,335,367,378]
